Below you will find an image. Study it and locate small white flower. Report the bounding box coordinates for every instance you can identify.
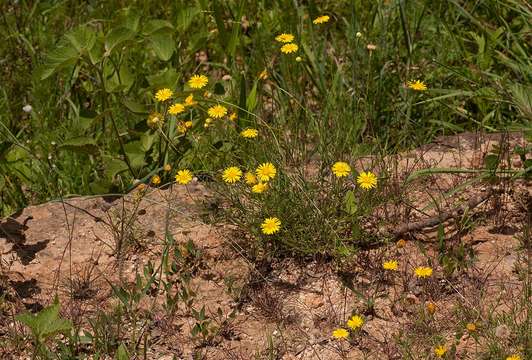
[22,105,32,113]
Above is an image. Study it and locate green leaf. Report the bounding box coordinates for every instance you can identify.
[16,302,72,343]
[65,25,96,53]
[146,68,179,89]
[246,80,258,112]
[484,154,499,170]
[177,7,201,34]
[148,29,175,61]
[116,344,129,360]
[140,131,157,152]
[344,190,357,215]
[105,27,136,54]
[143,19,174,35]
[122,99,149,114]
[59,137,99,155]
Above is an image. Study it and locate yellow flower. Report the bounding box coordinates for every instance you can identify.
[204,118,213,128]
[426,302,437,314]
[313,15,330,24]
[175,169,193,185]
[222,166,242,183]
[184,94,197,106]
[208,104,228,118]
[275,33,295,43]
[168,103,185,115]
[163,164,172,172]
[396,239,407,248]
[281,43,298,54]
[383,260,398,271]
[203,90,212,98]
[295,56,302,62]
[332,328,349,340]
[151,175,161,185]
[506,355,521,360]
[332,161,351,177]
[241,128,258,138]
[252,182,268,193]
[414,266,433,278]
[346,315,364,330]
[245,172,257,185]
[258,69,268,80]
[434,345,446,358]
[407,80,427,91]
[229,112,238,121]
[147,112,164,128]
[256,162,276,182]
[155,88,173,102]
[188,74,208,89]
[357,171,377,190]
[466,323,476,332]
[261,217,281,235]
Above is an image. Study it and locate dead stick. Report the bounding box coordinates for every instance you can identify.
[386,189,498,238]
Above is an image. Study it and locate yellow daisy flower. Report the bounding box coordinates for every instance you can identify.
[168,103,185,115]
[332,161,351,177]
[245,172,257,185]
[407,80,427,91]
[356,171,377,190]
[258,69,268,80]
[275,33,295,43]
[426,301,437,314]
[229,112,238,121]
[155,88,173,102]
[184,94,197,106]
[281,43,298,54]
[434,345,446,358]
[256,162,276,182]
[346,315,364,330]
[382,260,398,271]
[241,128,258,138]
[188,74,208,89]
[466,323,476,332]
[313,15,330,24]
[506,355,521,360]
[261,217,281,235]
[252,182,268,193]
[414,266,433,278]
[208,104,228,119]
[332,328,349,340]
[222,166,242,183]
[147,112,164,128]
[151,175,161,186]
[175,170,193,185]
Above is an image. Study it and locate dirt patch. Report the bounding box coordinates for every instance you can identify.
[1,133,530,359]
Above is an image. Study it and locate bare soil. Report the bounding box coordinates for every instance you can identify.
[1,132,530,359]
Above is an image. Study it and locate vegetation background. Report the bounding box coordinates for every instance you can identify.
[0,0,530,359]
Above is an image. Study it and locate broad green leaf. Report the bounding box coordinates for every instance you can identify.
[177,7,201,34]
[16,302,72,343]
[148,30,175,61]
[344,190,357,215]
[65,25,96,53]
[116,344,130,360]
[143,19,174,35]
[101,155,129,180]
[146,68,179,89]
[59,137,99,155]
[122,99,149,114]
[105,27,136,54]
[140,131,157,152]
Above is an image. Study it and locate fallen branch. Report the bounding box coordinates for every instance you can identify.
[382,189,498,238]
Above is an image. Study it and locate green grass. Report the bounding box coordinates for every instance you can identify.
[1,0,530,216]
